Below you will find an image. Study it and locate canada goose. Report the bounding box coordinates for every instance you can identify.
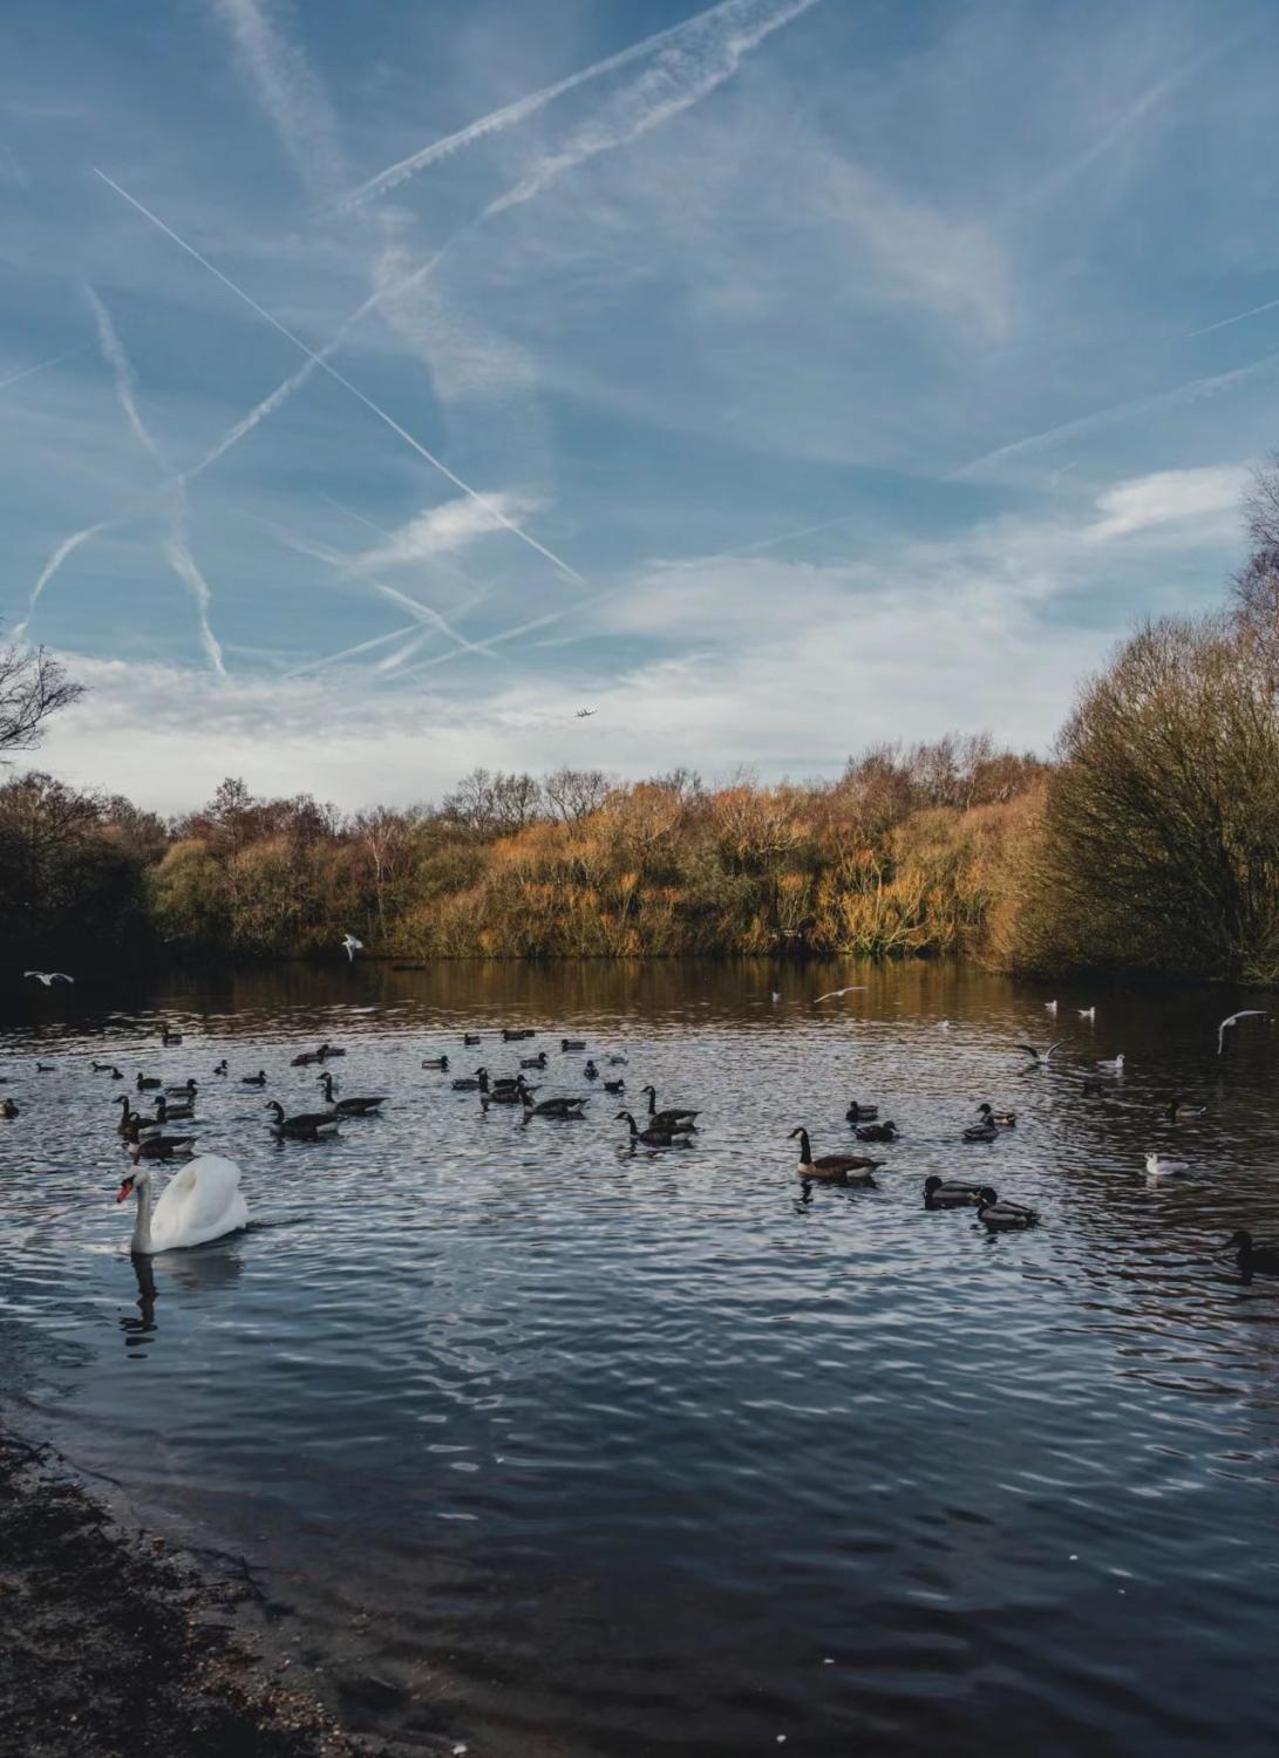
[642,1086,698,1130]
[976,1189,1038,1230]
[976,1104,1016,1127]
[487,1077,528,1106]
[115,1095,141,1136]
[318,1072,386,1115]
[962,1121,1000,1143]
[213,1060,228,1076]
[266,1100,340,1141]
[421,1055,450,1071]
[462,1033,482,1046]
[520,1051,547,1069]
[1096,1053,1125,1074]
[618,1110,692,1148]
[130,1133,198,1161]
[0,1098,17,1119]
[525,1094,588,1119]
[241,1070,268,1087]
[1166,1098,1207,1123]
[35,1062,54,1073]
[165,1080,198,1098]
[604,1078,625,1095]
[155,1096,193,1125]
[1217,1010,1272,1054]
[136,1072,161,1091]
[502,1028,536,1041]
[923,1177,987,1210]
[1017,1042,1061,1065]
[1145,1153,1190,1179]
[291,1050,322,1067]
[316,1043,345,1059]
[452,1067,488,1092]
[561,1038,586,1052]
[1227,1230,1279,1279]
[855,1120,897,1143]
[160,1027,183,1045]
[789,1128,878,1185]
[844,1101,879,1123]
[584,1060,599,1079]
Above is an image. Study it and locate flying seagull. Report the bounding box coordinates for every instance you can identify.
[25,970,74,986]
[1218,1009,1272,1054]
[341,934,364,962]
[1017,1041,1061,1064]
[813,986,868,1004]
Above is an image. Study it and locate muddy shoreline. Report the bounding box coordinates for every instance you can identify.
[0,1428,463,1758]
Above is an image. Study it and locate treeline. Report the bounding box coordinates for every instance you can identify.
[8,459,1279,982]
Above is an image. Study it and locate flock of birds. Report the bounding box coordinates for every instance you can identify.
[9,982,1279,1280]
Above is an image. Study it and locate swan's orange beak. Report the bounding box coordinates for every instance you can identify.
[116,1179,134,1203]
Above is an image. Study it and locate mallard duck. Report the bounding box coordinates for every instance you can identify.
[241,1070,267,1087]
[962,1120,999,1143]
[160,1027,183,1045]
[421,1055,450,1071]
[525,1094,588,1119]
[1166,1098,1206,1123]
[1,1098,18,1119]
[213,1060,228,1076]
[790,1128,879,1185]
[583,1060,600,1079]
[561,1038,586,1052]
[462,1033,482,1046]
[604,1078,625,1095]
[318,1072,386,1115]
[976,1104,1016,1128]
[844,1101,879,1123]
[35,1062,54,1073]
[266,1100,339,1141]
[130,1132,198,1161]
[316,1043,345,1059]
[642,1086,698,1130]
[502,1028,536,1041]
[165,1079,198,1098]
[520,1051,547,1069]
[855,1120,897,1143]
[976,1189,1038,1230]
[291,1050,322,1067]
[1227,1230,1279,1279]
[452,1067,488,1092]
[619,1110,691,1148]
[923,1176,987,1210]
[136,1072,161,1091]
[92,1061,114,1073]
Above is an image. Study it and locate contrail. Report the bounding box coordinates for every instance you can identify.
[0,346,83,395]
[13,518,117,641]
[340,0,820,213]
[94,167,586,586]
[1190,295,1279,340]
[376,582,500,658]
[399,607,568,677]
[85,283,168,470]
[208,0,347,204]
[285,621,420,678]
[164,524,227,675]
[375,632,431,673]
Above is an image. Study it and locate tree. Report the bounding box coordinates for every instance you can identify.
[543,767,612,824]
[1232,453,1279,684]
[0,639,83,756]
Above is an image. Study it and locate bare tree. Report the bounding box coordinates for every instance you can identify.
[0,639,84,756]
[1233,453,1279,683]
[543,767,612,824]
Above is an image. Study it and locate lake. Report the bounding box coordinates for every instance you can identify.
[2,959,1278,1756]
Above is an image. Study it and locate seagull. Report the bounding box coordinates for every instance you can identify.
[937,1019,952,1031]
[25,971,74,986]
[1097,1053,1125,1074]
[1017,1041,1061,1064]
[340,934,363,963]
[1145,1153,1190,1179]
[1077,1006,1096,1021]
[813,986,868,1004]
[1044,1000,1058,1014]
[576,708,597,718]
[1217,1010,1272,1055]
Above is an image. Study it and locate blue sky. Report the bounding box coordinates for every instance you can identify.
[2,0,1277,811]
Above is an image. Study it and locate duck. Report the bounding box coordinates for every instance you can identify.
[607,1055,628,1066]
[266,1100,340,1141]
[1145,1153,1190,1180]
[561,1038,586,1052]
[92,1060,115,1073]
[130,1132,199,1162]
[1166,1098,1207,1123]
[155,1096,194,1125]
[317,1071,386,1115]
[502,1028,536,1041]
[136,1073,161,1090]
[421,1055,450,1071]
[641,1086,698,1131]
[976,1103,1016,1128]
[962,1120,1000,1143]
[160,1027,183,1046]
[116,1156,247,1254]
[524,1093,588,1119]
[316,1043,345,1060]
[520,1051,547,1070]
[619,1110,692,1148]
[1227,1230,1279,1279]
[1,1098,18,1119]
[790,1128,879,1185]
[976,1189,1038,1230]
[923,1176,987,1210]
[35,1062,54,1073]
[452,1067,488,1092]
[844,1101,879,1123]
[213,1060,228,1076]
[855,1120,897,1143]
[583,1060,600,1080]
[603,1078,625,1095]
[165,1079,198,1098]
[290,1050,322,1067]
[462,1033,482,1047]
[241,1070,268,1087]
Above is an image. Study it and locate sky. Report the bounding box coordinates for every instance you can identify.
[2,0,1277,813]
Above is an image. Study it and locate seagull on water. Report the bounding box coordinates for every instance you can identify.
[813,986,868,1004]
[341,934,363,963]
[1017,1041,1061,1065]
[1145,1153,1190,1179]
[1077,1006,1096,1021]
[1217,1010,1272,1055]
[25,970,74,986]
[1044,1000,1058,1015]
[1096,1052,1125,1074]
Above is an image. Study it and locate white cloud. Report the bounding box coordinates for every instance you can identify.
[350,493,543,572]
[1084,465,1250,542]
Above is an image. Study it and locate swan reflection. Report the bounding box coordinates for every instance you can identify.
[118,1240,244,1355]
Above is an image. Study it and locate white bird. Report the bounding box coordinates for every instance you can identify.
[25,970,74,986]
[937,1019,952,1031]
[1044,1000,1058,1015]
[813,986,868,1004]
[340,934,363,962]
[116,1154,248,1254]
[1017,1041,1061,1064]
[1217,1010,1272,1055]
[771,990,781,1005]
[1097,1053,1125,1073]
[1145,1153,1190,1180]
[1077,1006,1095,1021]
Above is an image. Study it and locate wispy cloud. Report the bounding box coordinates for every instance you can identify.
[84,284,168,470]
[1083,465,1249,543]
[351,495,541,572]
[207,0,346,202]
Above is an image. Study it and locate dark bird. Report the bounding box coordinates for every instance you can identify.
[0,1098,17,1119]
[1227,1230,1279,1280]
[421,1055,450,1071]
[213,1060,228,1076]
[241,1070,268,1087]
[266,1100,339,1141]
[35,1062,54,1073]
[923,1176,987,1210]
[462,1033,482,1046]
[502,1028,536,1041]
[845,1101,879,1123]
[619,1110,692,1148]
[316,1043,346,1059]
[790,1127,879,1185]
[976,1188,1038,1230]
[855,1120,897,1143]
[976,1103,1016,1127]
[520,1051,547,1069]
[160,1027,183,1045]
[165,1079,198,1098]
[1166,1097,1207,1123]
[524,1093,588,1119]
[318,1071,386,1115]
[130,1133,197,1161]
[584,1060,600,1079]
[642,1086,698,1130]
[291,1050,322,1067]
[962,1120,1000,1143]
[561,1038,586,1052]
[155,1096,193,1125]
[604,1078,625,1095]
[452,1067,488,1092]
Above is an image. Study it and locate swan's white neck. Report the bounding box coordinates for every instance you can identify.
[132,1176,155,1255]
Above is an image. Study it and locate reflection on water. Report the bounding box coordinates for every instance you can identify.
[3,958,1279,1757]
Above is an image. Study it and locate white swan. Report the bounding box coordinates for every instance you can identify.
[116,1154,248,1254]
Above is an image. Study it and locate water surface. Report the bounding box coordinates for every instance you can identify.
[2,960,1278,1756]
